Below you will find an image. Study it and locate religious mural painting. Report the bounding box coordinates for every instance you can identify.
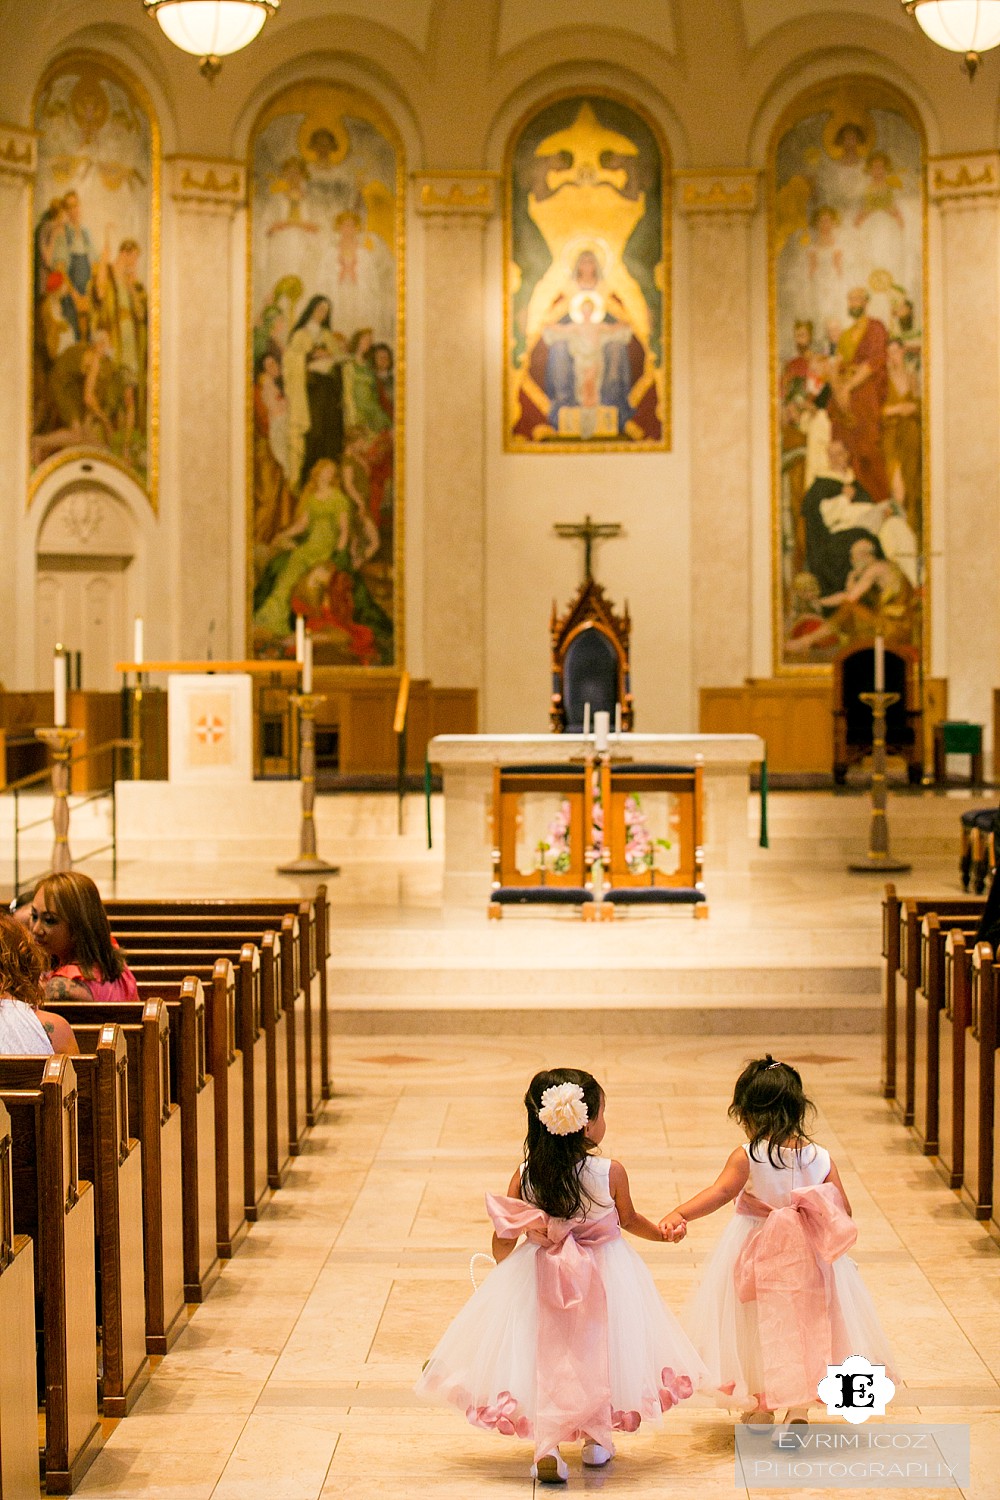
[249,82,402,668]
[505,92,669,452]
[31,53,158,502]
[770,78,926,670]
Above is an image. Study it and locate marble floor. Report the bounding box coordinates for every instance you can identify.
[73,1030,999,1500]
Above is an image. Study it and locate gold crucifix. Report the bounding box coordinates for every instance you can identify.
[554,513,623,582]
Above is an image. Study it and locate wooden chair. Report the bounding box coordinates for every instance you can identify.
[960,806,997,894]
[488,764,597,917]
[0,1098,39,1500]
[832,642,923,784]
[550,579,633,733]
[599,762,707,918]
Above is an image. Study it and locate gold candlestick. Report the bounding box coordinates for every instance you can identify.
[277,693,339,876]
[848,691,912,873]
[34,727,85,872]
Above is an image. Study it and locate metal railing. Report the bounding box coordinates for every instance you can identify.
[4,737,138,895]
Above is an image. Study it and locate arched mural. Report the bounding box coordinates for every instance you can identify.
[248,81,404,669]
[31,52,159,506]
[769,77,926,670]
[505,90,670,452]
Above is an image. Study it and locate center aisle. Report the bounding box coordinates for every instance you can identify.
[75,1032,1000,1499]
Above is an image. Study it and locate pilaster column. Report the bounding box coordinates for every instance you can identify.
[678,169,759,689]
[414,172,497,695]
[928,153,1000,730]
[0,124,36,682]
[167,157,245,659]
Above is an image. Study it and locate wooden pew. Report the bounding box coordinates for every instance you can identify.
[888,894,984,1123]
[912,913,983,1157]
[130,960,244,1261]
[962,943,998,1220]
[936,930,971,1191]
[130,980,218,1303]
[0,1055,103,1494]
[107,890,331,1115]
[0,1098,40,1500]
[59,1026,147,1418]
[44,999,185,1354]
[127,916,306,1165]
[121,936,272,1219]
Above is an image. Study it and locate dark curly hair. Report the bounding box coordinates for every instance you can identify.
[522,1068,603,1221]
[0,911,46,1008]
[729,1055,814,1167]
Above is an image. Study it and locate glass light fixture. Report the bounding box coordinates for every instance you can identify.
[143,0,280,80]
[904,0,1000,77]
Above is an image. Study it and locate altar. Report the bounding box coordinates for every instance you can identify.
[428,733,766,904]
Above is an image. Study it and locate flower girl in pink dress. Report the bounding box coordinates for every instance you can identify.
[415,1068,706,1484]
[659,1056,895,1428]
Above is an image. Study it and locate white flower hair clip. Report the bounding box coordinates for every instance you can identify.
[538,1081,588,1136]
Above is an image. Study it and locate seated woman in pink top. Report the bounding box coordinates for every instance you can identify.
[30,871,139,1004]
[0,911,79,1055]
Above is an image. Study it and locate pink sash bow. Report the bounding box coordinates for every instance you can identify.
[733,1182,857,1410]
[486,1193,620,1460]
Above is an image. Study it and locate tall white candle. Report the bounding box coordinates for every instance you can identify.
[133,615,144,667]
[583,702,591,736]
[615,702,622,734]
[594,710,610,753]
[54,647,67,727]
[302,634,313,694]
[874,635,885,693]
[295,615,305,664]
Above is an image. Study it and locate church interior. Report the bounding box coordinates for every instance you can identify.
[2,0,1000,1496]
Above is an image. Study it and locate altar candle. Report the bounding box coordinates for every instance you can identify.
[303,634,313,694]
[133,615,144,667]
[54,646,66,727]
[615,702,622,735]
[594,710,610,753]
[583,702,591,736]
[295,615,305,664]
[874,634,885,693]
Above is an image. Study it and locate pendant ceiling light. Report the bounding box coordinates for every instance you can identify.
[143,0,280,80]
[904,0,1000,78]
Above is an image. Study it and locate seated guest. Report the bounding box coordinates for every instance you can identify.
[0,911,79,1054]
[29,871,139,1003]
[9,877,52,928]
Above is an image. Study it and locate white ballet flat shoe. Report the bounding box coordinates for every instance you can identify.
[582,1440,615,1466]
[771,1411,809,1448]
[741,1408,774,1433]
[531,1450,569,1483]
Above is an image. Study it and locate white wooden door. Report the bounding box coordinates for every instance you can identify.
[35,557,128,690]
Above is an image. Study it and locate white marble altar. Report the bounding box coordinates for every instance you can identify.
[428,732,765,904]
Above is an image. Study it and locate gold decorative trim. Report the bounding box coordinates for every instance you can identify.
[414,172,497,217]
[0,121,36,180]
[503,87,672,455]
[245,81,406,674]
[676,169,759,215]
[766,75,929,679]
[28,51,160,514]
[928,151,1000,203]
[168,154,245,207]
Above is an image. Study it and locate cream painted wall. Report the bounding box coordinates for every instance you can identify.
[1,0,999,749]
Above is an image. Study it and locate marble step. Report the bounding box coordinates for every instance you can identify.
[327,962,879,997]
[329,991,880,1035]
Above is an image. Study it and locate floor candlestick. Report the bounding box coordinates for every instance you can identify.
[848,691,912,874]
[277,693,340,876]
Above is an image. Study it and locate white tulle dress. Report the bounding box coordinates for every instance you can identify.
[0,997,53,1055]
[415,1156,707,1457]
[683,1142,895,1410]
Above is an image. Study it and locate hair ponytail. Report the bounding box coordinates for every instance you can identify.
[729,1055,814,1166]
[522,1068,603,1220]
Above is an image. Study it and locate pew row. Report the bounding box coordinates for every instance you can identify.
[912,912,982,1158]
[0,1055,103,1494]
[45,999,185,1356]
[0,1098,39,1500]
[964,944,998,1220]
[106,891,331,1117]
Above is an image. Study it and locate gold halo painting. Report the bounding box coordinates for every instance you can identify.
[505,94,670,452]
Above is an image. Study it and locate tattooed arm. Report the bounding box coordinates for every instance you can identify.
[42,975,92,1003]
[36,1009,80,1055]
